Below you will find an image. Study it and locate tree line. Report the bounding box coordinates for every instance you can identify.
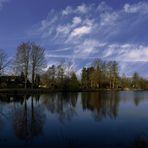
[0,42,148,90]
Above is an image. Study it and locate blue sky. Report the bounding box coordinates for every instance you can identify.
[0,0,148,77]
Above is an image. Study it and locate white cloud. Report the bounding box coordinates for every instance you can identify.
[30,2,148,76]
[40,16,57,32]
[83,18,94,26]
[74,39,100,57]
[72,16,82,25]
[56,25,71,36]
[126,46,148,61]
[62,6,73,15]
[62,3,91,16]
[67,40,105,60]
[76,4,88,13]
[103,44,148,62]
[100,12,118,26]
[97,1,112,12]
[124,2,148,14]
[70,26,91,38]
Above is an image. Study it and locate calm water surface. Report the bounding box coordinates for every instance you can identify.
[0,91,148,147]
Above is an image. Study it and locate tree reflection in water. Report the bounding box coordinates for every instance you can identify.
[0,91,146,147]
[41,93,78,123]
[81,92,120,121]
[133,91,146,106]
[0,94,30,132]
[41,92,120,122]
[11,95,45,141]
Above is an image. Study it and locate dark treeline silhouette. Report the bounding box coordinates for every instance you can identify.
[0,42,148,90]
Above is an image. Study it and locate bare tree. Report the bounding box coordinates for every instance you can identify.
[64,60,74,78]
[108,61,119,89]
[14,42,31,88]
[0,49,10,75]
[31,43,46,88]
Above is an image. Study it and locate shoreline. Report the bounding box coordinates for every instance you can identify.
[0,88,146,94]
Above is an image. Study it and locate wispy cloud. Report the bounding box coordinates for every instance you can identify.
[69,26,92,38]
[124,2,148,14]
[72,16,82,26]
[29,1,148,76]
[62,3,91,16]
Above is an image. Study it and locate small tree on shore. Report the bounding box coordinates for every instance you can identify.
[0,49,10,75]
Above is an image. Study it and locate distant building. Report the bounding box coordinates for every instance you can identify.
[0,75,31,88]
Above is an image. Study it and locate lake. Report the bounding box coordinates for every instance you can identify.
[0,91,148,147]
